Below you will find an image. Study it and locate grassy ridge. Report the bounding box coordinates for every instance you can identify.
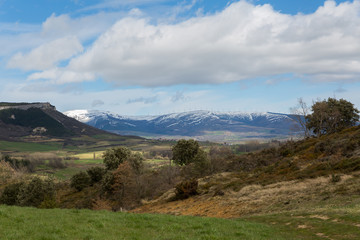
[0,141,63,152]
[0,205,301,240]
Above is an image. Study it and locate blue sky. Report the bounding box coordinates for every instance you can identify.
[1,0,360,115]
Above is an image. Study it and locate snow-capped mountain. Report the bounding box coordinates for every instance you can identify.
[64,110,300,142]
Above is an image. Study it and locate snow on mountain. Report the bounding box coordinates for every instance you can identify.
[64,110,298,142]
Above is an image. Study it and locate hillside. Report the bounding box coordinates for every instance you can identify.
[0,102,118,140]
[133,126,360,219]
[64,110,300,142]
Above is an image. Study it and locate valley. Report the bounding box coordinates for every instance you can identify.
[1,101,360,239]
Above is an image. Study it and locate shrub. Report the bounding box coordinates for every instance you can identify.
[48,158,66,169]
[70,172,91,191]
[174,179,198,200]
[17,177,55,207]
[0,182,25,205]
[101,172,115,194]
[87,167,106,185]
[330,174,341,183]
[0,161,16,185]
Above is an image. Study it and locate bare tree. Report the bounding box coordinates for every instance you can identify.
[290,98,310,137]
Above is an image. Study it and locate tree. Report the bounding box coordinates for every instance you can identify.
[306,98,359,136]
[192,148,210,177]
[172,139,200,166]
[290,98,310,137]
[103,147,131,170]
[112,161,137,207]
[127,152,144,175]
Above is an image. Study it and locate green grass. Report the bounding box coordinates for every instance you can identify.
[0,205,310,240]
[2,205,359,240]
[52,167,85,180]
[0,141,62,152]
[244,207,360,240]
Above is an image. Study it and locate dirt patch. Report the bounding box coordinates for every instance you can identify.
[298,225,310,229]
[310,215,330,220]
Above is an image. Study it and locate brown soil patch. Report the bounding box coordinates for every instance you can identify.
[298,225,310,229]
[310,215,330,220]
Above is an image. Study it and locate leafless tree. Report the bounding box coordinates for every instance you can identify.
[290,98,310,137]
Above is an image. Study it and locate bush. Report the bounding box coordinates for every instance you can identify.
[70,172,91,191]
[101,172,115,194]
[48,158,66,169]
[330,174,341,183]
[174,179,198,200]
[17,177,55,207]
[87,167,106,185]
[0,182,25,205]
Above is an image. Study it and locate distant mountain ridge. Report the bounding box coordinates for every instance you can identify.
[64,110,300,142]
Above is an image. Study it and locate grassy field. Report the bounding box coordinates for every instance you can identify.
[245,206,360,240]
[1,205,359,239]
[0,140,63,152]
[0,205,321,240]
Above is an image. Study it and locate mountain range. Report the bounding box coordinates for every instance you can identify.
[64,110,301,142]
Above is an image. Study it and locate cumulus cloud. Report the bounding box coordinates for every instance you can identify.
[27,68,96,84]
[21,0,360,86]
[7,36,83,71]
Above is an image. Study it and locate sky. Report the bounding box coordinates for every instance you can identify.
[1,0,360,115]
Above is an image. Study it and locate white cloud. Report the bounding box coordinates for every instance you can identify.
[27,68,95,84]
[7,36,83,71]
[14,0,360,86]
[0,11,124,57]
[40,12,125,40]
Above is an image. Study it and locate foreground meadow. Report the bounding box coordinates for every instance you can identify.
[0,205,292,240]
[1,204,359,240]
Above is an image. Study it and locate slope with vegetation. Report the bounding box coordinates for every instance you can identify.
[1,98,360,239]
[133,98,360,222]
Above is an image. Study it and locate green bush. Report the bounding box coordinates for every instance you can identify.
[0,182,25,205]
[17,177,55,207]
[70,172,91,191]
[101,172,115,194]
[86,166,106,185]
